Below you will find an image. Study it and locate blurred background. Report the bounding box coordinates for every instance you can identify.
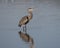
[0,0,60,48]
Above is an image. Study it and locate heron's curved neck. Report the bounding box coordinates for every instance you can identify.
[28,12,33,17]
[28,12,33,20]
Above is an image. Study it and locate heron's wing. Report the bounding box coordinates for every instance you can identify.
[19,16,28,25]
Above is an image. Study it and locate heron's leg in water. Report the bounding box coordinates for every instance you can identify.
[23,25,27,33]
[23,26,25,32]
[25,25,27,33]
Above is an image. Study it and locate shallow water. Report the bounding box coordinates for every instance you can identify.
[0,0,60,48]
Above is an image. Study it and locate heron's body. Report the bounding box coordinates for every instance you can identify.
[18,13,33,27]
[18,16,29,27]
[18,8,33,33]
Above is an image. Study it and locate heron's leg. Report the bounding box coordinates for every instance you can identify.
[23,26,25,32]
[25,25,27,33]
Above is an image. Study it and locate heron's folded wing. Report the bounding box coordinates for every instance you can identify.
[19,16,28,25]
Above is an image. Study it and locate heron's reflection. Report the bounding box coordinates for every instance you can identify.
[18,31,35,48]
[18,31,34,44]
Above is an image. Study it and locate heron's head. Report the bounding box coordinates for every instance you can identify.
[28,8,33,13]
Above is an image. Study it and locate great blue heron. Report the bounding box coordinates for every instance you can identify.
[18,8,33,33]
[18,31,34,44]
